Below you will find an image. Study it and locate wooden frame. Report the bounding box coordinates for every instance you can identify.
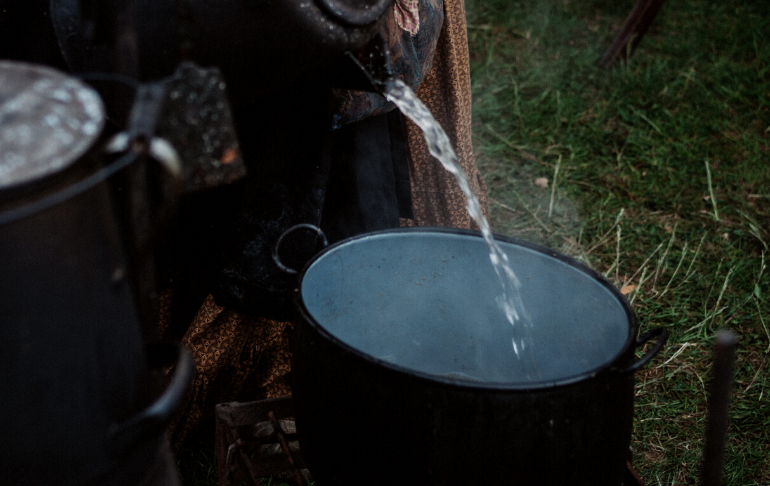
[215,397,308,486]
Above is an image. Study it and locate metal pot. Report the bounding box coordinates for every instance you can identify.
[0,61,191,485]
[49,0,395,102]
[291,228,668,486]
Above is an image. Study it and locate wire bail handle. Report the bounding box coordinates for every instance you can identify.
[273,224,329,275]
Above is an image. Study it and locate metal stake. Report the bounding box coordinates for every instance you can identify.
[700,330,737,486]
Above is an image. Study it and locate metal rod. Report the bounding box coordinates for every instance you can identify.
[700,330,737,486]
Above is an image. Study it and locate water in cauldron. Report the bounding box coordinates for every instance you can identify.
[384,80,535,370]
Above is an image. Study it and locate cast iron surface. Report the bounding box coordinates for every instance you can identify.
[700,330,737,486]
[292,228,667,485]
[0,168,192,484]
[0,174,139,484]
[316,0,392,27]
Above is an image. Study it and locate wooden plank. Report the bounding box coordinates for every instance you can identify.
[217,397,295,427]
[215,397,307,485]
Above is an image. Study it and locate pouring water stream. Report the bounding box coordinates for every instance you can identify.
[384,79,533,361]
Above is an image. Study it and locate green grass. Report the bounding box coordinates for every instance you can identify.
[176,440,219,485]
[467,0,770,484]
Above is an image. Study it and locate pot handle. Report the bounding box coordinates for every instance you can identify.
[273,224,329,275]
[621,327,669,374]
[108,342,194,455]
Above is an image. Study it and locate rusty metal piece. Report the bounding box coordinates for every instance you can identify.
[700,330,737,486]
[599,0,667,68]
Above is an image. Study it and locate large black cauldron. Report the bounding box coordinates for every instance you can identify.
[292,228,667,485]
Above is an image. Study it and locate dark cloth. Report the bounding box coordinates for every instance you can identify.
[172,88,413,321]
[164,0,445,322]
[321,110,413,243]
[167,85,331,322]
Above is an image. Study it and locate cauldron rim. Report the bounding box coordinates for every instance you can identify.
[295,227,640,391]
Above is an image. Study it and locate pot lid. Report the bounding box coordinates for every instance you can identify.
[0,61,105,190]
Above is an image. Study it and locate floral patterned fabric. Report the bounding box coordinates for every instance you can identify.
[402,0,488,229]
[161,292,292,449]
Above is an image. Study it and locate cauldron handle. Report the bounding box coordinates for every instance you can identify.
[108,342,194,455]
[273,224,329,275]
[621,327,669,374]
